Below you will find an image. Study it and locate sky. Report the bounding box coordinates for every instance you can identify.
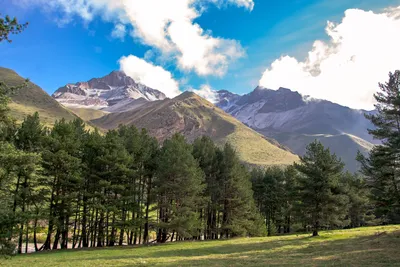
[1,0,400,110]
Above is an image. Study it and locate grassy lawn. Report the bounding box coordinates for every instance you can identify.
[2,225,400,267]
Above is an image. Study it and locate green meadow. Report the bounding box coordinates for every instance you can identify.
[3,225,400,267]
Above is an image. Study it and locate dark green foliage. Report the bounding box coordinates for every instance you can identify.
[358,71,400,223]
[0,14,28,43]
[251,166,297,236]
[15,112,44,152]
[219,144,263,237]
[156,134,205,242]
[341,172,375,228]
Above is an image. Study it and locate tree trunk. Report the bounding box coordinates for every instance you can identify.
[313,220,319,237]
[143,176,152,244]
[53,228,60,250]
[81,197,88,247]
[97,210,104,247]
[119,208,126,246]
[44,176,58,250]
[25,220,29,254]
[33,214,39,252]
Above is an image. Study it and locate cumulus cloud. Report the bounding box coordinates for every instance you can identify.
[259,6,400,110]
[115,0,247,76]
[119,55,181,98]
[190,85,219,103]
[14,0,252,77]
[111,24,127,40]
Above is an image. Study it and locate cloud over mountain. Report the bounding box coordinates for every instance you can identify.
[259,6,400,110]
[119,55,181,98]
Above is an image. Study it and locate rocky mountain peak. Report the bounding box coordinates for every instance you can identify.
[52,71,166,108]
[87,70,136,89]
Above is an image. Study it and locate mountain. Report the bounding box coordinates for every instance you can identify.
[214,89,241,110]
[92,91,299,167]
[53,70,167,108]
[0,67,77,126]
[216,87,376,172]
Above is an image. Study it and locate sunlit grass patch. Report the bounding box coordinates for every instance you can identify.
[3,225,400,267]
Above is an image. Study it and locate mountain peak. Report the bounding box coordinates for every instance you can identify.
[174,91,213,104]
[52,71,167,108]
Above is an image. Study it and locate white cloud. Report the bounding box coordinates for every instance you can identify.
[259,6,400,110]
[117,0,248,76]
[208,0,254,11]
[119,55,181,98]
[15,0,253,77]
[189,85,218,103]
[111,23,126,40]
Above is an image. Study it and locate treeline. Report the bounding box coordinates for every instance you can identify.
[0,114,265,254]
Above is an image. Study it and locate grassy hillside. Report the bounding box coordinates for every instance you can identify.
[67,107,109,121]
[93,92,299,167]
[5,225,400,267]
[0,67,77,126]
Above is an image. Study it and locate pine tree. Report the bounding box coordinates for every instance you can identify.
[192,136,221,240]
[41,119,84,249]
[15,112,44,152]
[220,143,262,237]
[0,18,30,254]
[358,71,400,223]
[294,140,347,236]
[155,134,205,243]
[0,14,28,43]
[341,172,374,228]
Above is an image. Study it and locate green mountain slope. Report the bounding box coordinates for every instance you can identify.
[0,67,77,126]
[92,91,299,167]
[67,107,109,121]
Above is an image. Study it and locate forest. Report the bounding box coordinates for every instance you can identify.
[1,15,400,257]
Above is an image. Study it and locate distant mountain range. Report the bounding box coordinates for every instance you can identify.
[214,86,377,172]
[2,67,376,171]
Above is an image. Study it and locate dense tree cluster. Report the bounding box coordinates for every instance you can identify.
[252,141,373,237]
[0,114,265,253]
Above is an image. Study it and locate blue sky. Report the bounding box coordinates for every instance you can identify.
[1,0,400,109]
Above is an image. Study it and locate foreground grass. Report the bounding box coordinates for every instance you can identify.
[3,225,400,267]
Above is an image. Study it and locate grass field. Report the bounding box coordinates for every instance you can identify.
[3,225,400,267]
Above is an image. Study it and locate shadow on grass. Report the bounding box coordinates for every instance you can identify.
[16,230,400,267]
[150,231,400,267]
[57,231,400,266]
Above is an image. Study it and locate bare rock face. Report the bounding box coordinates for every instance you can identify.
[52,71,166,108]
